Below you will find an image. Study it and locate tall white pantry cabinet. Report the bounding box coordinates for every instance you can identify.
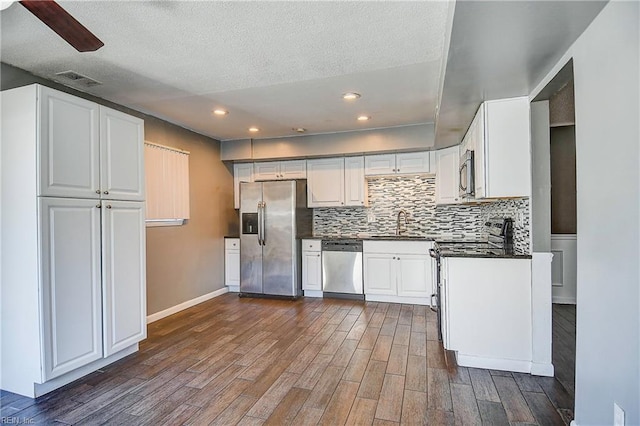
[1,84,147,398]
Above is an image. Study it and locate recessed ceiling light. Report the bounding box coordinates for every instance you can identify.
[293,128,306,133]
[343,92,361,100]
[357,115,370,121]
[249,127,259,132]
[213,109,228,116]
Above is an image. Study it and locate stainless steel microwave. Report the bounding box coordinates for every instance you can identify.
[459,150,475,198]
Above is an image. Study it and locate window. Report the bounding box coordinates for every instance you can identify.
[144,142,190,226]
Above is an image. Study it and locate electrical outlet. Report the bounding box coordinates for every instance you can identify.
[367,211,376,223]
[614,402,625,426]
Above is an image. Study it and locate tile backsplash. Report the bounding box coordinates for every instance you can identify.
[313,175,531,253]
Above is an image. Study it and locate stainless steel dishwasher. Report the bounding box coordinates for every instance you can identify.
[321,240,364,298]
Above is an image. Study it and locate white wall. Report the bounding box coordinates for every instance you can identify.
[532,2,639,425]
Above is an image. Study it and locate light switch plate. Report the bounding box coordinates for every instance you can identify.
[614,402,625,426]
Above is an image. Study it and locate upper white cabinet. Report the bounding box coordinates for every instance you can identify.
[344,156,367,207]
[472,97,532,199]
[99,107,145,201]
[306,158,345,207]
[254,160,306,181]
[307,156,367,208]
[233,163,253,209]
[435,146,461,205]
[38,87,144,201]
[364,151,431,176]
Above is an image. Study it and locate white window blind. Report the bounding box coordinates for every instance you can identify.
[144,142,190,226]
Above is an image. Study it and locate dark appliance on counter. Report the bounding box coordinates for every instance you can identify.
[239,180,311,299]
[459,149,475,199]
[485,217,514,255]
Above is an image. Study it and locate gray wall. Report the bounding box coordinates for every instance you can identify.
[1,63,238,316]
[537,2,639,424]
[221,123,435,161]
[530,101,551,252]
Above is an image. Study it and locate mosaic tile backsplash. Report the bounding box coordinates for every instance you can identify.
[313,175,531,253]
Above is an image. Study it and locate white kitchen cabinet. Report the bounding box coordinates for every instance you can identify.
[363,241,432,304]
[233,163,253,209]
[471,97,531,199]
[306,158,345,207]
[101,201,146,356]
[442,256,532,373]
[99,107,145,201]
[301,239,322,296]
[39,197,103,380]
[1,84,146,398]
[225,238,240,291]
[253,160,306,181]
[38,86,101,199]
[38,87,144,201]
[364,151,431,176]
[344,156,367,206]
[435,146,461,205]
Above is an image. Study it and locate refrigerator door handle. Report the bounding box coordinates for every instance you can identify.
[261,202,266,245]
[257,202,263,246]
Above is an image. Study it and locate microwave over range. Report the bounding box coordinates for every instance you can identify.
[459,149,475,199]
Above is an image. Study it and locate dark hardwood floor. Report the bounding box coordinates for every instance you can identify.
[552,304,576,398]
[1,294,576,425]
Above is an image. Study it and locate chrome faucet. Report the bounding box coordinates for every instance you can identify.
[396,210,408,236]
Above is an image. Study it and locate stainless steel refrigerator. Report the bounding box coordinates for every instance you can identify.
[239,180,311,298]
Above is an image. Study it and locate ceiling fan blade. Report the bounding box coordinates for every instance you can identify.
[19,0,103,52]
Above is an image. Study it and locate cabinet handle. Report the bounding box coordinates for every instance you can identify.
[106,205,112,209]
[397,257,401,260]
[103,190,109,195]
[95,189,101,194]
[96,204,101,208]
[393,256,396,260]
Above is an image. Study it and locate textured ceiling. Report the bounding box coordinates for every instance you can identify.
[0,1,452,141]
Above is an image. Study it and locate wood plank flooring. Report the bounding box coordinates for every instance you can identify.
[1,294,576,425]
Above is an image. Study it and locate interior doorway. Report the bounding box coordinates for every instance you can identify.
[531,59,577,406]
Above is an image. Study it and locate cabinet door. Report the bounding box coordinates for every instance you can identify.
[39,198,103,380]
[397,254,431,298]
[225,249,240,287]
[435,146,461,205]
[234,163,254,209]
[306,158,345,207]
[38,86,100,199]
[254,161,281,180]
[280,160,307,179]
[396,152,431,174]
[344,156,366,206]
[100,107,145,201]
[472,105,486,199]
[102,201,146,357]
[364,154,396,176]
[364,253,396,295]
[302,251,322,290]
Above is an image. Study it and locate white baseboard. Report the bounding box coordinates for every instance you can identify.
[553,296,577,304]
[146,287,229,324]
[456,353,532,374]
[530,362,555,377]
[303,290,323,298]
[365,294,430,305]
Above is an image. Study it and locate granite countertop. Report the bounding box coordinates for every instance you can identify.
[305,234,437,241]
[436,242,532,259]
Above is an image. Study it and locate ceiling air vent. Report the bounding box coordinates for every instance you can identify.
[55,70,102,88]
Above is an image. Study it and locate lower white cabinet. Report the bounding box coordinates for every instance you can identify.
[39,198,103,380]
[363,241,432,304]
[441,257,532,373]
[302,239,322,296]
[225,238,240,291]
